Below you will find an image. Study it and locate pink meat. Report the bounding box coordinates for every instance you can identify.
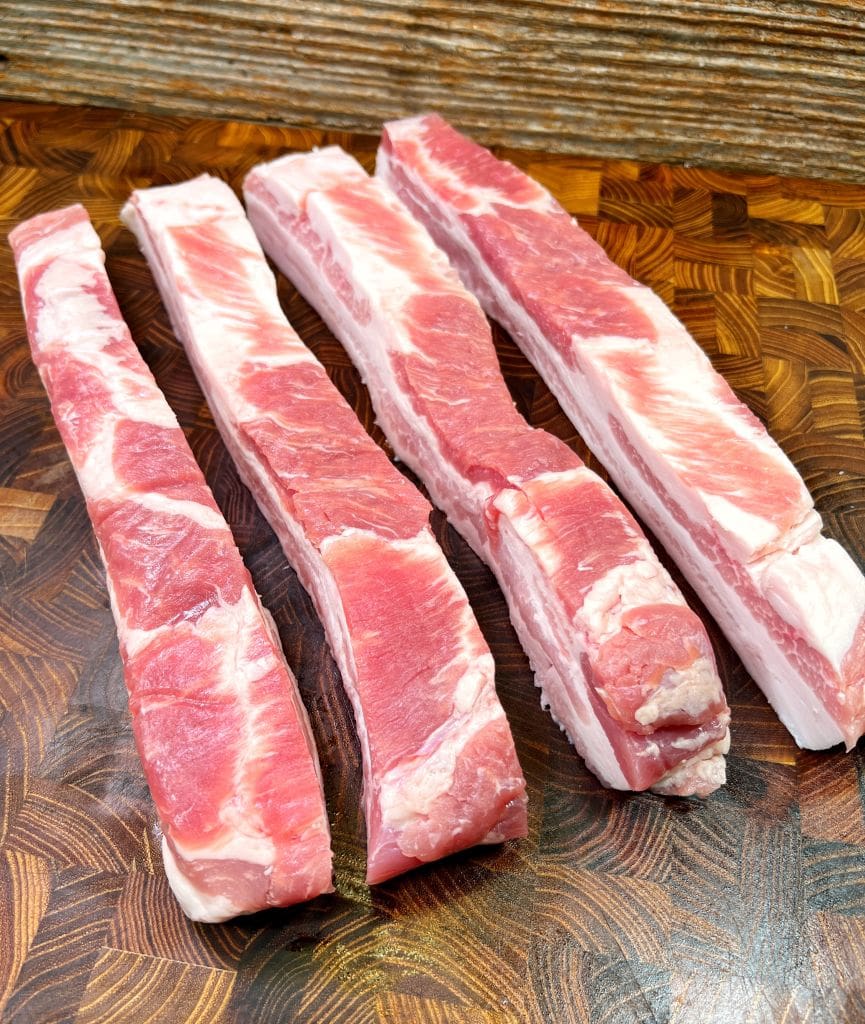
[10,205,333,922]
[377,114,865,751]
[243,149,731,796]
[121,178,527,884]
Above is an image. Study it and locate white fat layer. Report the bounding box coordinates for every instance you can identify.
[171,811,276,868]
[700,493,789,560]
[244,157,730,791]
[760,536,865,672]
[128,182,511,860]
[491,486,565,576]
[384,117,555,218]
[161,837,246,924]
[127,492,231,531]
[635,657,719,727]
[381,149,853,747]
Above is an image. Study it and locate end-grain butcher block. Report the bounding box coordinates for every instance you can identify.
[121,178,527,885]
[243,149,731,797]
[9,205,333,922]
[376,114,865,752]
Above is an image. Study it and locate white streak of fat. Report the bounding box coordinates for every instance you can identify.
[578,549,683,646]
[760,534,865,672]
[634,657,720,728]
[385,117,555,219]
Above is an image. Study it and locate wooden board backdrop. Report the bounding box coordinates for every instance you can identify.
[0,2,864,185]
[1,99,865,1024]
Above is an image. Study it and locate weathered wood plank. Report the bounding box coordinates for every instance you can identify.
[0,2,864,182]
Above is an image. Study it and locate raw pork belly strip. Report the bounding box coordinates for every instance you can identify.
[377,115,865,751]
[10,205,332,923]
[121,177,527,884]
[244,149,731,796]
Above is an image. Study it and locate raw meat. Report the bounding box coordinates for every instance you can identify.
[10,204,333,922]
[243,148,731,796]
[377,113,865,750]
[121,177,527,884]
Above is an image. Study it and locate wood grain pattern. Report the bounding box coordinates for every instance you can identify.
[1,99,865,1022]
[1,2,865,184]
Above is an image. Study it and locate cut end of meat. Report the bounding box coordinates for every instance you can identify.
[595,605,725,735]
[162,821,335,924]
[381,115,555,217]
[489,471,728,793]
[366,791,528,886]
[365,710,528,884]
[9,203,91,262]
[321,529,528,882]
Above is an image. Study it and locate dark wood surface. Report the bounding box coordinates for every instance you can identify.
[2,99,865,1023]
[1,2,865,184]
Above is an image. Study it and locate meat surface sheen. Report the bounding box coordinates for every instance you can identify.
[377,114,865,751]
[121,178,527,884]
[243,149,731,795]
[10,205,333,922]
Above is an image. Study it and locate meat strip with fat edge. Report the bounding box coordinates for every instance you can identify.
[377,114,865,751]
[11,204,333,922]
[122,177,528,883]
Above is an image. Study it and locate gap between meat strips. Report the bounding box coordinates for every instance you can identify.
[121,177,527,884]
[243,150,731,796]
[10,205,333,923]
[376,114,865,752]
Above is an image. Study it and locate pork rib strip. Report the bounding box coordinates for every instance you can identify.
[376,114,865,751]
[10,205,333,922]
[121,177,527,884]
[244,148,731,796]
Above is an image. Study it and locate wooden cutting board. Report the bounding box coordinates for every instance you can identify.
[1,100,864,1024]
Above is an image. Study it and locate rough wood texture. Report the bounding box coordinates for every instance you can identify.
[1,2,865,184]
[2,99,865,1023]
